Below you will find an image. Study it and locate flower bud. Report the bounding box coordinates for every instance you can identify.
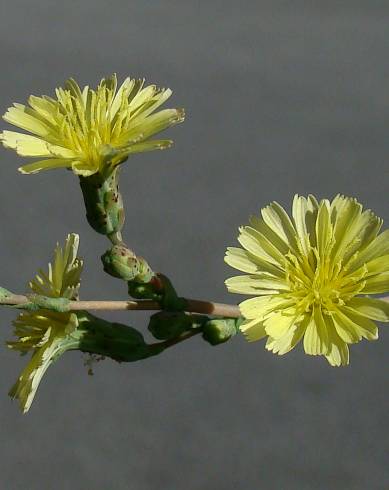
[202,318,239,345]
[101,244,154,283]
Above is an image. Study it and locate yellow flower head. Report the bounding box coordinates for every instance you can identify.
[8,234,83,412]
[225,195,389,366]
[0,74,184,176]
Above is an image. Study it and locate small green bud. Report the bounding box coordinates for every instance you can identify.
[202,318,239,345]
[79,166,124,236]
[148,311,207,340]
[102,245,154,283]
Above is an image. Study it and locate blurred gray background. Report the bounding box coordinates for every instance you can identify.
[0,1,388,489]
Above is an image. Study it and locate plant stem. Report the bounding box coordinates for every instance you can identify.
[149,327,203,352]
[0,294,241,317]
[2,293,389,318]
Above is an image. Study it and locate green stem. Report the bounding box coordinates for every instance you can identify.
[149,327,203,351]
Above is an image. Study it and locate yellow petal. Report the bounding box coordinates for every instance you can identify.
[265,318,306,355]
[1,131,76,159]
[225,247,260,274]
[9,338,62,413]
[18,158,73,174]
[315,200,333,258]
[346,230,389,272]
[338,306,378,341]
[133,89,173,121]
[120,108,184,143]
[240,318,267,342]
[225,274,289,295]
[64,78,85,100]
[238,226,287,267]
[362,272,389,294]
[332,308,378,343]
[240,295,294,320]
[264,309,297,339]
[1,131,51,156]
[325,320,349,366]
[3,105,50,137]
[119,139,173,158]
[249,215,292,257]
[110,77,135,117]
[71,160,98,176]
[261,201,298,253]
[347,297,389,322]
[28,95,58,125]
[225,246,284,277]
[292,194,318,255]
[130,85,158,111]
[30,233,83,299]
[331,195,381,263]
[303,307,329,355]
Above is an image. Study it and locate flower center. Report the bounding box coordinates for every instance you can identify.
[284,251,366,315]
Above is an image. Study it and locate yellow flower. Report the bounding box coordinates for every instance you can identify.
[8,234,83,412]
[225,195,389,366]
[1,74,184,176]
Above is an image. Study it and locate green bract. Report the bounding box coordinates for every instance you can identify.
[102,244,154,282]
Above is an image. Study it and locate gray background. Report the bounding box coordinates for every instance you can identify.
[0,1,388,489]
